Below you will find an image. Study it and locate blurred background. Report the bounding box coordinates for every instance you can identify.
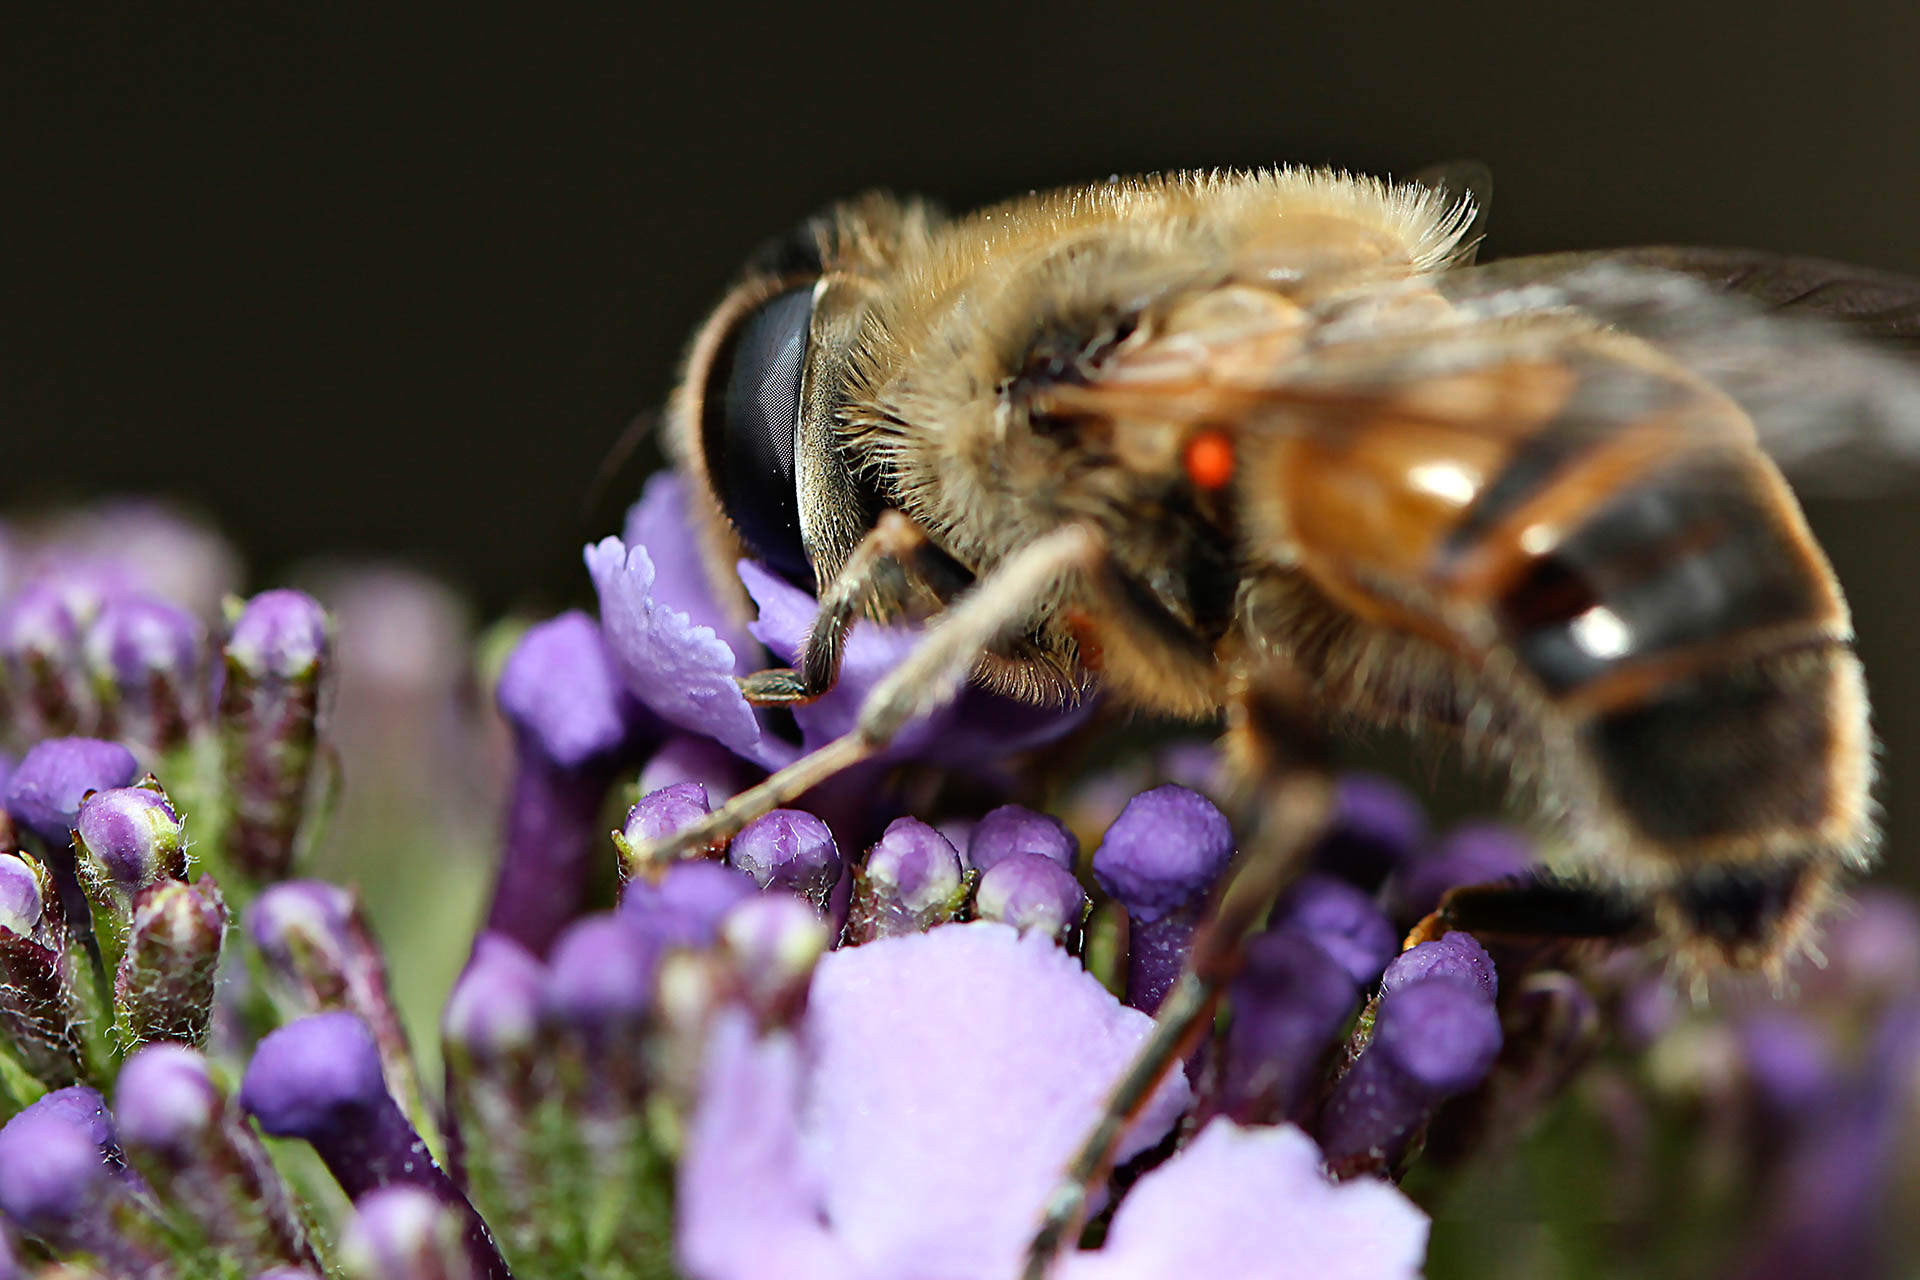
[5,3,1920,893]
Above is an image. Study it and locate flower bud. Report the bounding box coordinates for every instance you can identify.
[442,933,546,1069]
[242,1014,507,1278]
[1092,785,1235,1012]
[1217,927,1361,1124]
[1379,929,1499,1002]
[116,876,227,1049]
[247,881,433,1152]
[0,581,94,739]
[845,817,966,943]
[484,612,651,954]
[1271,874,1398,988]
[1,738,136,846]
[542,914,659,1046]
[75,786,187,892]
[83,596,208,752]
[340,1185,493,1280]
[728,810,841,909]
[974,852,1088,947]
[0,852,44,938]
[219,589,331,884]
[0,1089,156,1271]
[1317,941,1503,1177]
[719,893,829,1025]
[967,804,1078,874]
[616,781,720,864]
[619,858,757,950]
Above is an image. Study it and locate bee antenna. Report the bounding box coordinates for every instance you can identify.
[584,407,661,521]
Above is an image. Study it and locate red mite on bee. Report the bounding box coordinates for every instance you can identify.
[631,163,1920,1268]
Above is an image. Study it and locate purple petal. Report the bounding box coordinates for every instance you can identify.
[622,472,755,665]
[586,537,793,769]
[675,1013,858,1280]
[798,923,1190,1277]
[1060,1120,1427,1280]
[495,611,651,769]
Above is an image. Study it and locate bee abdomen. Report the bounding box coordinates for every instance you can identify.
[1464,433,1868,868]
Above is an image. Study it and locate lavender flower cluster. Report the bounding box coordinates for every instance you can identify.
[0,488,1915,1280]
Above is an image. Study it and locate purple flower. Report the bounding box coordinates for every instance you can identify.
[1317,937,1504,1176]
[340,1184,492,1280]
[1218,926,1362,1125]
[225,590,329,682]
[482,612,656,955]
[677,922,1191,1280]
[542,915,660,1042]
[219,589,332,884]
[620,781,716,857]
[247,881,429,1142]
[593,472,1087,778]
[240,1011,505,1280]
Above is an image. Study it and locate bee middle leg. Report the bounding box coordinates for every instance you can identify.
[1024,673,1335,1277]
[623,524,1108,875]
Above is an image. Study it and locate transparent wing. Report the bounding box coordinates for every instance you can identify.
[1436,252,1920,487]
[1033,250,1920,493]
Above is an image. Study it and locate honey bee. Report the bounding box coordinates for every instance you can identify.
[637,165,1920,1268]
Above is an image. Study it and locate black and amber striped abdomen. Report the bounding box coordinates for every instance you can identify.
[1272,343,1869,877]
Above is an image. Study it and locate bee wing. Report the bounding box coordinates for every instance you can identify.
[1038,251,1920,492]
[1436,252,1920,487]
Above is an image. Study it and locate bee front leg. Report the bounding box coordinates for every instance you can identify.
[737,510,975,704]
[622,525,1107,878]
[1024,673,1334,1278]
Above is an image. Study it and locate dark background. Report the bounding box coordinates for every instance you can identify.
[7,4,1920,885]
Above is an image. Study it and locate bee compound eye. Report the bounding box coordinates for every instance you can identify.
[698,283,816,586]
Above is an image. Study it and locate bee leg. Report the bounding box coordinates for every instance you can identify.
[623,525,1107,876]
[1024,675,1334,1278]
[738,510,976,705]
[1403,873,1649,950]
